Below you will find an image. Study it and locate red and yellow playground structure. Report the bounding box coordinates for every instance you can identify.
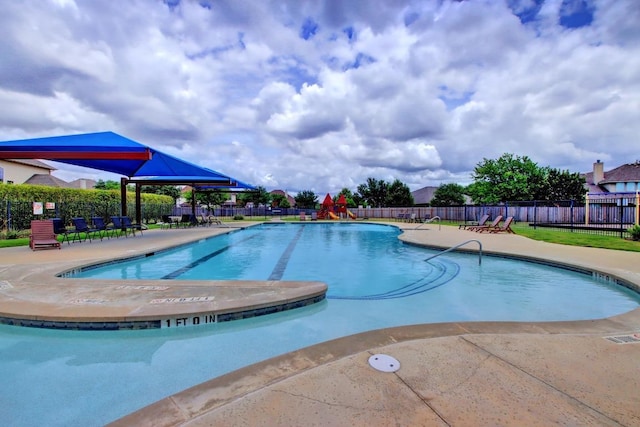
[317,193,356,220]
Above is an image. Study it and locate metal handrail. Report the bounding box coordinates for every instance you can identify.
[415,216,441,230]
[424,239,482,265]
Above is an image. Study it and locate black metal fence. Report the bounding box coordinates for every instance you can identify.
[3,193,638,239]
[1,200,174,233]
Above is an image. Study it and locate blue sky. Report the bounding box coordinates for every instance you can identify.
[0,0,638,195]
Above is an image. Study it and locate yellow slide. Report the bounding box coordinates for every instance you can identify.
[347,210,356,219]
[328,211,339,220]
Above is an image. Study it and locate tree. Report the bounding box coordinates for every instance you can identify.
[94,179,120,190]
[271,193,290,208]
[430,183,465,206]
[238,186,271,207]
[356,178,388,207]
[467,154,546,204]
[140,185,181,204]
[295,190,318,208]
[542,168,586,202]
[333,188,357,207]
[386,179,414,207]
[195,190,228,213]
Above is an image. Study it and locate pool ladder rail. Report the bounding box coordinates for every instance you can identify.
[414,216,441,230]
[424,239,483,265]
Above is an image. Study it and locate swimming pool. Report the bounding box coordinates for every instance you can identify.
[2,223,639,426]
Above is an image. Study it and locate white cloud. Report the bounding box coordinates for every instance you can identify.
[1,0,638,195]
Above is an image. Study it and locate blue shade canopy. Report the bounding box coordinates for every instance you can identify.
[0,131,241,183]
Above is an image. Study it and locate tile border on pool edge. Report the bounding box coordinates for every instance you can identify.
[0,294,326,331]
[401,240,640,296]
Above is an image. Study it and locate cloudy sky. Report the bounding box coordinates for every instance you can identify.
[1,0,638,195]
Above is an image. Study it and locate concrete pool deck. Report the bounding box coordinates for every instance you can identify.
[2,221,640,426]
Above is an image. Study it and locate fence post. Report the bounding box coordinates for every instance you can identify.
[635,191,640,225]
[619,199,624,238]
[570,199,574,232]
[585,193,589,225]
[533,201,537,229]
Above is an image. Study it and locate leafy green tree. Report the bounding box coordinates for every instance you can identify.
[94,179,121,190]
[333,188,357,207]
[294,190,318,208]
[357,178,388,207]
[351,191,366,207]
[195,190,228,213]
[430,183,465,206]
[140,185,181,203]
[386,179,414,207]
[238,185,271,207]
[542,168,586,202]
[271,193,290,208]
[468,154,546,204]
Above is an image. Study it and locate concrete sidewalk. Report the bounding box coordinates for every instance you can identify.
[109,223,640,427]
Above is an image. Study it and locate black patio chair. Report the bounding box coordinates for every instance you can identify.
[71,217,99,242]
[51,218,70,245]
[110,216,130,238]
[122,216,144,236]
[91,216,112,239]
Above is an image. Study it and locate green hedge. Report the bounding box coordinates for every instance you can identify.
[1,183,174,232]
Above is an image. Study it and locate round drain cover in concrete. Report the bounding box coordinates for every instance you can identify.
[368,354,400,372]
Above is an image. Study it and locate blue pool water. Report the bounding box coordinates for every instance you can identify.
[1,223,638,426]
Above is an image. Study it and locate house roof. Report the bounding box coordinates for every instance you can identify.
[411,186,438,205]
[68,178,97,189]
[24,174,70,188]
[583,161,640,192]
[599,161,640,183]
[270,189,295,206]
[2,158,56,170]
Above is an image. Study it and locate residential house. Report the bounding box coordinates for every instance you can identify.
[0,159,56,184]
[411,186,438,206]
[269,189,295,207]
[584,160,640,194]
[412,185,472,206]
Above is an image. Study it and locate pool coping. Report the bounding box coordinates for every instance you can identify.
[0,222,327,330]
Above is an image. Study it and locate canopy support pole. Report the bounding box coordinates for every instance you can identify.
[135,184,142,225]
[120,177,128,217]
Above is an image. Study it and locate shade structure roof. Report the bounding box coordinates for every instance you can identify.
[322,193,334,207]
[0,131,249,186]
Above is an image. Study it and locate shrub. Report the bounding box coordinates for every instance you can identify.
[628,225,640,241]
[233,215,244,220]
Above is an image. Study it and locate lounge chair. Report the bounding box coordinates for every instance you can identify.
[30,220,61,251]
[92,216,112,239]
[468,215,503,232]
[179,214,197,227]
[198,214,209,227]
[160,215,176,229]
[51,218,70,244]
[71,217,100,242]
[208,215,223,225]
[110,216,130,238]
[121,216,144,236]
[459,214,490,230]
[311,212,318,221]
[485,216,515,234]
[299,212,306,221]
